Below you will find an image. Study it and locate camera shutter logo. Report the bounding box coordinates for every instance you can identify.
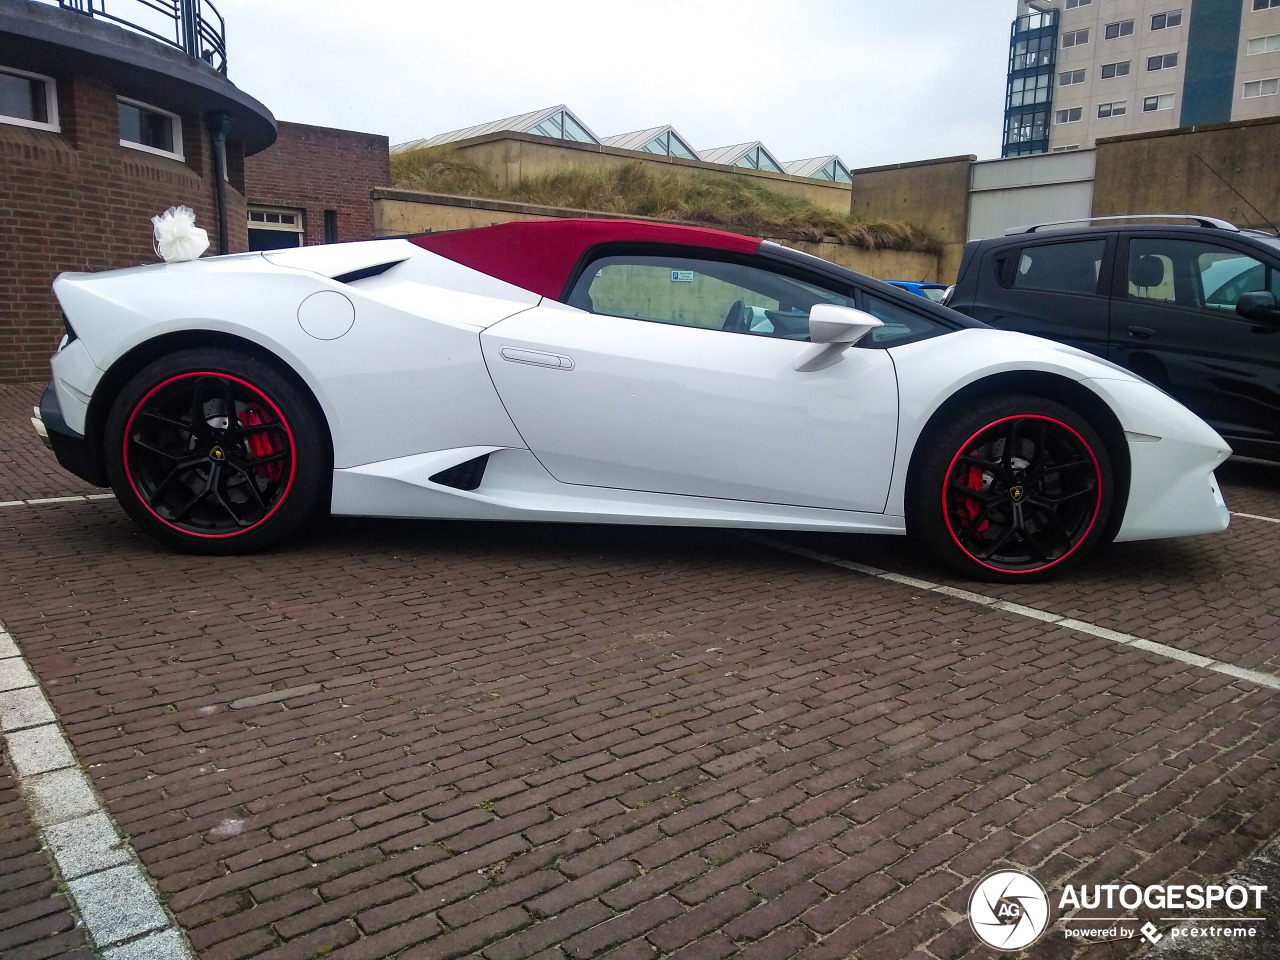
[969,870,1050,950]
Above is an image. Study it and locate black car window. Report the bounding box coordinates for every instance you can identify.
[1009,239,1106,294]
[568,254,856,341]
[1128,238,1270,311]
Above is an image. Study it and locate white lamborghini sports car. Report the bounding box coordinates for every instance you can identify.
[36,218,1231,580]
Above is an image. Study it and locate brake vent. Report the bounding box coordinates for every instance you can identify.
[429,454,490,491]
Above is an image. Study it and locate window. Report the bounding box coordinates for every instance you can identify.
[1011,35,1056,70]
[1244,78,1280,98]
[1151,10,1183,30]
[1066,0,1092,7]
[1143,94,1175,111]
[1101,60,1131,78]
[118,97,183,159]
[1062,29,1090,47]
[1059,68,1086,86]
[1105,20,1135,39]
[1128,238,1270,312]
[567,254,860,342]
[1098,100,1128,117]
[860,295,946,347]
[1256,0,1280,9]
[1007,240,1107,294]
[1055,106,1084,123]
[1248,34,1280,56]
[1005,109,1049,146]
[323,210,337,245]
[248,207,304,251]
[0,66,58,132]
[1147,52,1179,70]
[1010,73,1051,106]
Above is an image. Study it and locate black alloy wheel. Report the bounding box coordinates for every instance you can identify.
[105,349,329,553]
[910,395,1115,581]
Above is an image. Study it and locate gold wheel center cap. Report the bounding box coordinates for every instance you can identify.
[1008,485,1024,502]
[210,446,226,461]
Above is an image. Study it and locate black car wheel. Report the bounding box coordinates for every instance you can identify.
[104,349,329,553]
[909,395,1114,581]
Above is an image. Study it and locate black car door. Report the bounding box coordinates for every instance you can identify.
[969,233,1116,357]
[1110,231,1280,455]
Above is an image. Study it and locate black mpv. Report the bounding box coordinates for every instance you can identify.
[948,215,1280,461]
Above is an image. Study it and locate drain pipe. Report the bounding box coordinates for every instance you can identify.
[206,112,232,255]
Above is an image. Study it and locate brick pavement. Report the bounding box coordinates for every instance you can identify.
[1,382,1279,960]
[787,458,1280,676]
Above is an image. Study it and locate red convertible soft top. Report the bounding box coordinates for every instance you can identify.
[410,218,762,299]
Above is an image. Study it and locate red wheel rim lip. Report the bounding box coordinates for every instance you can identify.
[941,413,1103,575]
[122,371,298,539]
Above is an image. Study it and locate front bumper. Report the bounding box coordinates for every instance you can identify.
[32,382,108,486]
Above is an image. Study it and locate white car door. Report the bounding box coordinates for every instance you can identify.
[480,252,900,513]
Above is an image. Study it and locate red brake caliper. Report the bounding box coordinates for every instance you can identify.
[959,453,990,535]
[243,405,283,482]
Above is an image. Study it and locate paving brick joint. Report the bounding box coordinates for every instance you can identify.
[1,380,1279,960]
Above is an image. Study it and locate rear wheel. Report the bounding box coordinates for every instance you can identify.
[908,395,1114,581]
[104,349,329,553]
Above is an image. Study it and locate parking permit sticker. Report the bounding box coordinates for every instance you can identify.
[671,270,694,282]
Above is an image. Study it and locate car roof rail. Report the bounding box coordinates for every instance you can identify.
[1004,214,1240,236]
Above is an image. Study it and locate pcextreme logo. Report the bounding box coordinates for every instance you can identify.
[969,871,1271,950]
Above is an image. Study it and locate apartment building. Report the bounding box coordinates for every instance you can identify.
[1003,0,1280,155]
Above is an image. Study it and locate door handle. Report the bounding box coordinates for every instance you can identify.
[1127,325,1156,341]
[500,346,574,370]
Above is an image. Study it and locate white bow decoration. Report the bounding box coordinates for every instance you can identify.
[152,206,210,262]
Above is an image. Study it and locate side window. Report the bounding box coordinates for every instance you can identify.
[1008,239,1106,294]
[1128,238,1268,311]
[567,254,857,341]
[860,295,947,347]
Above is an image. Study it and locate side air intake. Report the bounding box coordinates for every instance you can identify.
[331,260,406,284]
[429,454,490,491]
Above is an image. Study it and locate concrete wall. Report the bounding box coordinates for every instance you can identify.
[1092,115,1280,229]
[968,150,1096,240]
[436,133,854,214]
[372,190,940,283]
[848,155,975,283]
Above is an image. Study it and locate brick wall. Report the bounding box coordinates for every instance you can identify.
[0,74,247,383]
[244,121,390,245]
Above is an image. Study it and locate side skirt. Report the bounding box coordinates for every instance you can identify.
[330,447,906,535]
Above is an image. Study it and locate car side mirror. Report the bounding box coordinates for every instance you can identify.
[795,305,884,372]
[1237,291,1280,325]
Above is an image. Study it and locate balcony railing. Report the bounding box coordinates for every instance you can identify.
[54,0,227,74]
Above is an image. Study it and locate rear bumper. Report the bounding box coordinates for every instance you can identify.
[33,382,108,486]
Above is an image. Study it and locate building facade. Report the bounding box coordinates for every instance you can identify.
[1003,0,1280,155]
[0,0,275,382]
[243,122,390,251]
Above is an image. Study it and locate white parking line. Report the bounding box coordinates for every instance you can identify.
[0,621,195,958]
[745,533,1280,692]
[1232,511,1280,524]
[0,493,115,508]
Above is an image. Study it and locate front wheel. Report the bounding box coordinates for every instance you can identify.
[104,349,330,554]
[907,395,1115,582]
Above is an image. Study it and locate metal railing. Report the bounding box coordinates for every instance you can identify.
[55,0,227,73]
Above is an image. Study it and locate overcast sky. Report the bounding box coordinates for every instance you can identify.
[216,0,1016,169]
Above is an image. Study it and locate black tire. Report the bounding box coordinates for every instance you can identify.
[907,394,1114,582]
[104,348,330,554]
